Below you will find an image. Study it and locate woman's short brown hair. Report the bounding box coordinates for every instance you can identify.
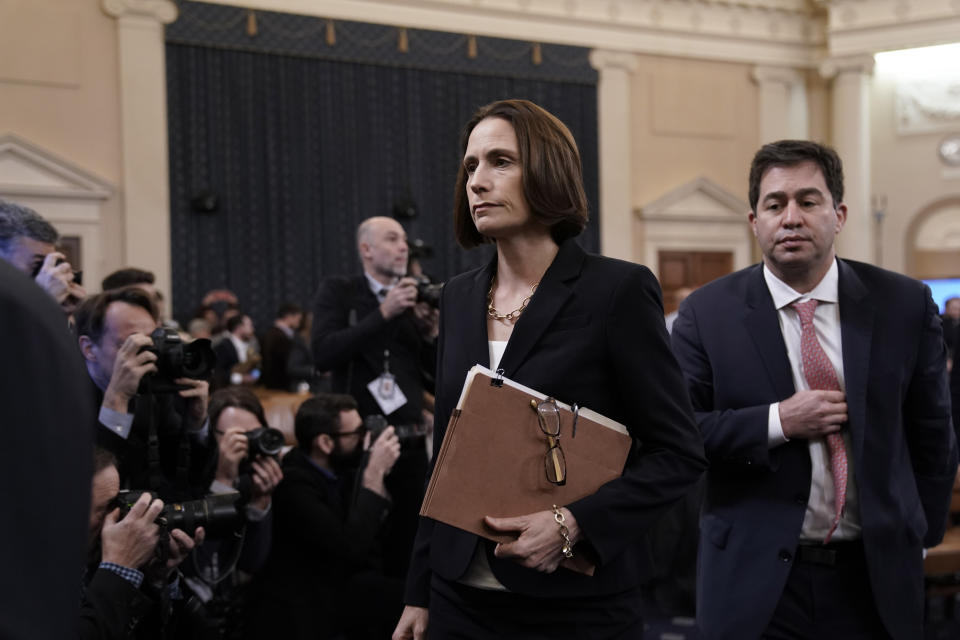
[453,99,589,248]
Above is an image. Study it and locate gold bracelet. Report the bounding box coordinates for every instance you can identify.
[552,504,574,559]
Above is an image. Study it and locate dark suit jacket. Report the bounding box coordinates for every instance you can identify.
[212,338,240,391]
[79,568,154,640]
[252,448,391,639]
[0,260,93,639]
[404,239,707,606]
[671,259,958,640]
[260,326,294,390]
[311,275,436,425]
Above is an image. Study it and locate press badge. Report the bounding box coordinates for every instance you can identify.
[368,349,407,415]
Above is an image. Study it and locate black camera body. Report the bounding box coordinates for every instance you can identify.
[244,427,285,457]
[363,415,427,448]
[112,490,241,537]
[139,327,216,393]
[31,256,83,286]
[415,281,443,308]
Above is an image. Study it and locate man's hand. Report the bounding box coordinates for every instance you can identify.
[362,426,401,497]
[392,606,428,640]
[215,426,251,486]
[33,252,77,304]
[176,377,209,431]
[779,390,847,440]
[379,278,419,320]
[102,333,158,412]
[486,508,581,573]
[164,527,205,573]
[100,492,163,570]
[249,456,283,510]
[412,302,439,339]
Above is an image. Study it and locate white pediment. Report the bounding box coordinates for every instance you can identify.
[0,133,112,200]
[638,176,749,222]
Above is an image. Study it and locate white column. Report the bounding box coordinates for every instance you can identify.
[101,0,178,301]
[820,55,874,264]
[751,65,808,143]
[589,49,639,262]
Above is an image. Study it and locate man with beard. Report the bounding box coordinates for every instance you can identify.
[249,393,402,640]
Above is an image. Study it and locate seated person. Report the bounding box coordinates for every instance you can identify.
[81,447,203,639]
[249,393,403,640]
[75,287,213,501]
[180,387,283,638]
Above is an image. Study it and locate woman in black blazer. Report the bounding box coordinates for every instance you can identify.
[393,99,706,639]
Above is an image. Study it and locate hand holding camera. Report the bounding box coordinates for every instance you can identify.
[379,277,419,320]
[362,422,401,498]
[101,491,164,570]
[33,251,85,308]
[102,333,159,412]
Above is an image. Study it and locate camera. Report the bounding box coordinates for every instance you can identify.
[139,327,216,393]
[112,490,241,537]
[415,280,443,308]
[31,256,83,286]
[245,427,285,457]
[364,414,428,448]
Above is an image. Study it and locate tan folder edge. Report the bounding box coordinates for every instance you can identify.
[420,365,632,576]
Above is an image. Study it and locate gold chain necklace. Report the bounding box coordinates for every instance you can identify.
[487,278,539,322]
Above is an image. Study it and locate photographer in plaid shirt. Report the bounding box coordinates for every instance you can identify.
[80,448,203,639]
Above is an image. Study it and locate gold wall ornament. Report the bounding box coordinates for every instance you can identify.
[246,10,258,37]
[532,42,542,65]
[325,19,336,46]
[397,27,409,53]
[467,34,477,59]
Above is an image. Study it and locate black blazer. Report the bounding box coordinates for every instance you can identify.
[312,275,436,425]
[671,259,958,640]
[404,239,707,604]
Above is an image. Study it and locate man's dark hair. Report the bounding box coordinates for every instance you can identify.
[74,287,158,344]
[748,140,845,212]
[276,303,303,319]
[101,267,156,292]
[93,447,118,475]
[294,393,358,451]
[452,99,589,249]
[225,314,248,334]
[208,387,269,435]
[0,199,59,256]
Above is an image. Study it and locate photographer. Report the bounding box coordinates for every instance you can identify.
[81,448,204,639]
[179,388,283,638]
[75,287,214,500]
[0,199,86,314]
[311,216,437,581]
[249,393,403,640]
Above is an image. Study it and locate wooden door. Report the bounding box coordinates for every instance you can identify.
[659,250,733,313]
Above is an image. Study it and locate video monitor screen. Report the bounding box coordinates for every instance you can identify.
[923,277,960,314]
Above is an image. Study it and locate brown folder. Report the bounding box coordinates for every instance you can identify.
[420,366,632,575]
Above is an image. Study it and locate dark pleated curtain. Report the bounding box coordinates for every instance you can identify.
[166,25,598,329]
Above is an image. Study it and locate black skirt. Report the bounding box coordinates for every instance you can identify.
[428,575,645,640]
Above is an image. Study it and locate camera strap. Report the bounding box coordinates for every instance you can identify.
[145,392,165,494]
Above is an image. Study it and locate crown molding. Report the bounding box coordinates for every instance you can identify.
[102,0,178,24]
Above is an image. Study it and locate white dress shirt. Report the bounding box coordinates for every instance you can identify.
[763,259,861,542]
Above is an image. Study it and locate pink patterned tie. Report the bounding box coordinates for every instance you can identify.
[791,299,847,543]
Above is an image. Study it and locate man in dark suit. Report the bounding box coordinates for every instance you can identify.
[312,215,438,579]
[249,394,402,639]
[671,140,958,640]
[260,302,304,390]
[312,216,437,428]
[212,313,258,390]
